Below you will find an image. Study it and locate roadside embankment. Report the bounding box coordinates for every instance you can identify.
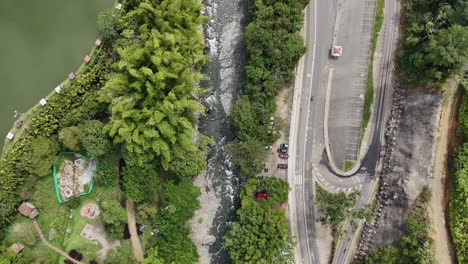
[355,85,441,257]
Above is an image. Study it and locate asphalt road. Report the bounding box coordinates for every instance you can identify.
[291,0,336,263]
[328,0,376,169]
[333,0,398,262]
[290,0,398,262]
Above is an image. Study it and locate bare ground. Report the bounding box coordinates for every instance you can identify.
[356,86,442,256]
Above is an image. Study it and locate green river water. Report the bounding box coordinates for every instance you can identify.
[0,0,112,150]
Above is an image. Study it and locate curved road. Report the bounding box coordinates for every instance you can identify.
[289,0,398,263]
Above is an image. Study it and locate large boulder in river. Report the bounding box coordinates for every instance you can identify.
[202,235,216,246]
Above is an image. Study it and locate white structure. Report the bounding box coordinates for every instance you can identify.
[39,98,47,106]
[115,3,122,9]
[6,132,14,140]
[54,85,62,93]
[64,165,74,174]
[74,158,84,167]
[63,189,74,199]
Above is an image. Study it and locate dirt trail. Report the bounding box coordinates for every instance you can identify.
[126,199,144,262]
[430,82,458,264]
[32,219,84,264]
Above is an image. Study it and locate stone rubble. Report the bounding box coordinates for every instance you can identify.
[354,83,441,259]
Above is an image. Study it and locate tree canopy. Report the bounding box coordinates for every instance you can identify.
[224,178,294,264]
[22,136,59,177]
[100,199,127,240]
[398,0,468,87]
[100,0,207,168]
[79,120,111,158]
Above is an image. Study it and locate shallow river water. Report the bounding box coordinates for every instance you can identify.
[190,0,247,263]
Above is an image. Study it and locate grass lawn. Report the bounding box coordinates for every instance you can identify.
[343,160,355,171]
[61,206,100,263]
[30,176,71,248]
[7,173,121,263]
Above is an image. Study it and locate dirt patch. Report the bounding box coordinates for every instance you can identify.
[261,87,293,180]
[355,85,442,257]
[79,203,99,219]
[55,153,96,202]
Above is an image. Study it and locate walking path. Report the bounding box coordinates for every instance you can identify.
[430,81,458,264]
[31,219,84,264]
[126,199,144,261]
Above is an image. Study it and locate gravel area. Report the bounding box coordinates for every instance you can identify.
[356,85,442,256]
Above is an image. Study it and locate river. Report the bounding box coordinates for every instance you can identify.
[0,0,112,149]
[189,0,247,263]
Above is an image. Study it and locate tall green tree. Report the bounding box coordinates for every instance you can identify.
[101,0,207,169]
[227,139,269,177]
[224,178,294,264]
[100,199,127,240]
[122,149,159,203]
[22,136,59,177]
[58,127,80,151]
[79,120,111,158]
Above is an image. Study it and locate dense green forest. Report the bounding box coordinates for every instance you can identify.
[224,177,294,264]
[449,86,468,263]
[223,0,308,261]
[227,0,309,177]
[0,0,208,263]
[355,188,433,264]
[398,0,468,87]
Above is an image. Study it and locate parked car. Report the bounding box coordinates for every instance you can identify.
[279,153,289,159]
[278,147,288,153]
[280,143,289,149]
[277,163,288,169]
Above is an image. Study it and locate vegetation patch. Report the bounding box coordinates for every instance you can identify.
[343,160,356,171]
[449,86,468,263]
[355,188,433,264]
[315,185,373,239]
[398,0,468,88]
[0,0,210,263]
[224,177,293,263]
[226,0,309,177]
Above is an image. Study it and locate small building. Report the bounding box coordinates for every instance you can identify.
[6,132,14,140]
[39,98,47,106]
[68,72,76,80]
[15,120,23,128]
[54,85,61,94]
[74,158,84,166]
[95,39,102,46]
[10,243,24,253]
[18,202,39,219]
[63,189,74,199]
[84,55,91,63]
[115,3,122,9]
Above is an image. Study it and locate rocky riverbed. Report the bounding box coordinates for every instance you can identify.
[355,85,442,257]
[188,0,247,263]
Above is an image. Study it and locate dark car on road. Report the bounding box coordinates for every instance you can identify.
[278,143,289,153]
[278,148,288,153]
[277,163,288,169]
[279,153,289,159]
